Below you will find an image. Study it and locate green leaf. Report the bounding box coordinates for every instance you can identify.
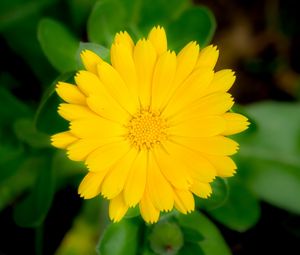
[124,205,140,219]
[178,243,204,255]
[177,212,231,255]
[138,0,190,32]
[76,42,110,69]
[208,181,261,232]
[13,118,50,148]
[149,221,184,255]
[181,227,204,243]
[97,218,140,255]
[0,87,31,123]
[0,141,24,182]
[199,177,229,210]
[87,0,127,46]
[13,153,55,227]
[0,157,37,212]
[167,6,216,50]
[237,102,300,214]
[38,18,79,73]
[35,72,74,134]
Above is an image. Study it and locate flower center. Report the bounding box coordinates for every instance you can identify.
[126,110,168,149]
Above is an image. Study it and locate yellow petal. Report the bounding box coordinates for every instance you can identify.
[78,171,108,199]
[124,150,147,207]
[67,137,123,161]
[101,149,137,199]
[110,43,139,101]
[58,103,98,121]
[203,154,237,177]
[163,141,216,182]
[97,62,136,114]
[148,26,167,55]
[167,41,199,99]
[51,131,78,149]
[190,181,212,198]
[146,152,174,211]
[174,189,195,214]
[195,45,219,69]
[139,188,160,223]
[168,116,225,137]
[80,50,103,74]
[154,147,191,189]
[70,117,125,138]
[74,70,103,96]
[173,136,239,156]
[109,193,129,222]
[86,141,130,172]
[170,93,234,124]
[222,112,249,135]
[206,69,236,94]
[151,51,176,110]
[133,39,157,107]
[56,82,86,105]
[163,68,214,118]
[114,31,134,52]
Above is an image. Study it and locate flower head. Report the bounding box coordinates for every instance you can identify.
[51,26,249,223]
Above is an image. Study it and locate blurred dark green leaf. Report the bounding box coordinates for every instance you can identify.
[0,157,37,212]
[208,181,261,232]
[138,0,190,32]
[88,0,127,46]
[124,205,140,219]
[167,6,216,50]
[199,177,229,211]
[178,243,204,255]
[35,72,73,134]
[149,221,184,255]
[13,154,55,227]
[0,141,24,182]
[237,102,300,214]
[97,218,140,255]
[177,212,231,255]
[13,118,50,148]
[76,42,110,69]
[181,226,204,243]
[38,18,79,73]
[0,87,32,122]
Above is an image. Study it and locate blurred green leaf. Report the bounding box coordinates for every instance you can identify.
[0,87,31,122]
[138,0,190,31]
[199,177,229,211]
[13,153,55,227]
[181,226,204,243]
[0,141,24,181]
[77,42,110,69]
[38,18,79,73]
[149,221,184,255]
[177,212,231,255]
[167,6,216,50]
[237,102,300,214]
[0,157,37,212]
[13,118,50,148]
[88,0,127,46]
[97,218,140,255]
[208,181,260,232]
[124,206,140,219]
[35,72,73,134]
[0,0,54,31]
[178,243,204,255]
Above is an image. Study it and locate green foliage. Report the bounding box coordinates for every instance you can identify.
[97,218,141,255]
[38,18,79,73]
[208,180,261,232]
[237,102,300,214]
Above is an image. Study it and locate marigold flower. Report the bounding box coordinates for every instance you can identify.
[51,26,249,223]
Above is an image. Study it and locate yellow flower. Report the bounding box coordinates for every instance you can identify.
[51,26,249,223]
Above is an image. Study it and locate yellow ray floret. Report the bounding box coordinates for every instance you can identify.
[51,25,249,223]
